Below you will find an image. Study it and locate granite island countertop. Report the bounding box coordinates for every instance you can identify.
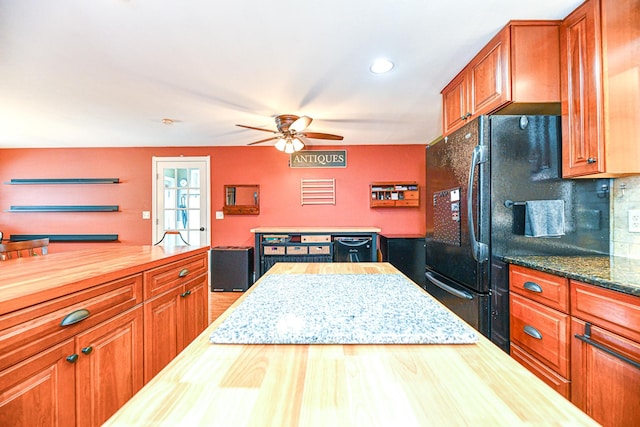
[209,273,478,344]
[503,255,640,297]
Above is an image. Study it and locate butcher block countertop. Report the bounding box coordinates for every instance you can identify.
[0,245,210,316]
[105,263,597,427]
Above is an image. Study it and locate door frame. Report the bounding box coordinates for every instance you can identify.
[151,156,211,246]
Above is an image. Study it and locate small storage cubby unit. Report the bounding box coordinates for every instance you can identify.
[260,233,333,274]
[370,182,419,207]
[251,227,380,279]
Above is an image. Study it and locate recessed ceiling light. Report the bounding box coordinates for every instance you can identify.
[370,58,394,74]
[161,118,174,125]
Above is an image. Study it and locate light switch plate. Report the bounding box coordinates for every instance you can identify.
[629,210,640,233]
[142,211,151,219]
[216,211,224,220]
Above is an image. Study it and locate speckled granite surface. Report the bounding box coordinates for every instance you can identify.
[504,255,640,297]
[209,273,479,344]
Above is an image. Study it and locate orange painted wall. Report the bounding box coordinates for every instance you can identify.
[0,145,426,253]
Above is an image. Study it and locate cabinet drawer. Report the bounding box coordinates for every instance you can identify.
[510,293,570,377]
[571,280,640,343]
[395,199,419,207]
[510,265,569,312]
[0,274,143,371]
[144,253,208,299]
[263,246,285,255]
[301,235,331,243]
[403,190,419,200]
[286,245,308,255]
[308,245,331,255]
[511,343,570,400]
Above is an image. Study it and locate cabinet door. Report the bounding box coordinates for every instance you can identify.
[571,318,640,427]
[442,71,469,134]
[76,306,143,427]
[560,0,604,177]
[144,287,182,383]
[181,274,209,348]
[0,340,76,427]
[469,28,510,117]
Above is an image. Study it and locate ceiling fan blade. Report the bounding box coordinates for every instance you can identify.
[289,116,312,132]
[247,136,279,146]
[300,132,344,141]
[236,124,276,133]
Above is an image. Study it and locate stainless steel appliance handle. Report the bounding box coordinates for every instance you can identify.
[426,272,473,300]
[467,145,489,263]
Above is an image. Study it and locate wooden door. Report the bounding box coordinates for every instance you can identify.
[560,0,604,177]
[143,287,182,383]
[76,307,144,427]
[469,27,510,116]
[442,71,469,134]
[571,318,640,427]
[0,340,76,427]
[181,275,209,348]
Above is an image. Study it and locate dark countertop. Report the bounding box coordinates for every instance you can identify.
[504,255,640,297]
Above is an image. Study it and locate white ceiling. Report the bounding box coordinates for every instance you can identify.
[0,0,583,149]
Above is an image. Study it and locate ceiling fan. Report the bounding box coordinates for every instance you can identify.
[236,114,344,153]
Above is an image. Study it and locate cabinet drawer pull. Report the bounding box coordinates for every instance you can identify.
[81,346,93,355]
[60,309,91,326]
[523,325,543,340]
[66,354,79,363]
[523,281,543,293]
[587,157,597,164]
[180,290,192,298]
[178,268,189,278]
[575,323,640,370]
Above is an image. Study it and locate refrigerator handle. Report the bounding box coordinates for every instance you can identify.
[426,272,474,300]
[468,145,489,263]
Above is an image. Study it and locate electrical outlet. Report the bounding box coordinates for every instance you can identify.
[629,210,640,233]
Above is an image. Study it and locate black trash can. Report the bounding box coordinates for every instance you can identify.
[210,246,254,292]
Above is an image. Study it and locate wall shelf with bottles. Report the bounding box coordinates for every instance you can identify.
[370,182,419,207]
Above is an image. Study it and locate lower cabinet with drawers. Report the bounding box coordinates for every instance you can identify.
[509,265,571,398]
[0,247,209,427]
[509,264,640,427]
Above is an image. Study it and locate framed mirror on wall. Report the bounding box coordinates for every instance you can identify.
[223,185,260,215]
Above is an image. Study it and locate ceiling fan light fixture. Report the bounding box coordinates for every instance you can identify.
[292,137,305,152]
[370,58,394,74]
[275,138,287,151]
[284,141,296,154]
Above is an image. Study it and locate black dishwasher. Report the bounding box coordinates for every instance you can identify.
[333,236,373,262]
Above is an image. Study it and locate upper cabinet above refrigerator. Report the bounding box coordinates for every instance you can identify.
[441,20,561,136]
[560,0,640,178]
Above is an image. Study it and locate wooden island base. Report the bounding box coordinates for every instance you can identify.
[105,263,598,427]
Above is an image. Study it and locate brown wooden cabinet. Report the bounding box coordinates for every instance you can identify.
[370,182,419,208]
[143,255,209,382]
[442,21,561,135]
[76,307,144,426]
[570,281,640,427]
[0,340,76,427]
[509,265,571,399]
[560,0,640,177]
[0,248,209,427]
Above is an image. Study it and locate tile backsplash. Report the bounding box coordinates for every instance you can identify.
[611,176,640,259]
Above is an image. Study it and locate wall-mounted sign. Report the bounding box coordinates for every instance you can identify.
[289,150,347,168]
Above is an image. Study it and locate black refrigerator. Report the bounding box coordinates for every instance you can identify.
[425,115,609,352]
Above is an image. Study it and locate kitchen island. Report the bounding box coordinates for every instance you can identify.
[105,262,597,426]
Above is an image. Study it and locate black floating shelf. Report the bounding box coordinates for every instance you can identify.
[9,205,119,212]
[10,234,119,242]
[5,178,120,185]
